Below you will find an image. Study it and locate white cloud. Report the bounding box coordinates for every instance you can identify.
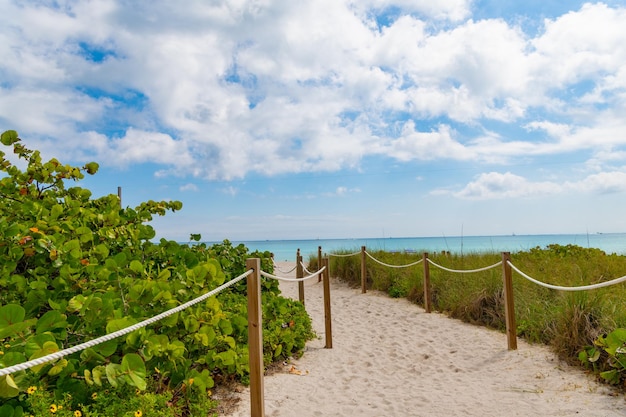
[385,121,470,161]
[180,183,199,192]
[450,172,562,199]
[354,0,472,22]
[568,171,626,194]
[2,0,626,187]
[105,128,196,168]
[443,169,626,200]
[222,186,239,196]
[324,186,361,197]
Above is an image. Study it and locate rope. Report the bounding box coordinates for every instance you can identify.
[0,271,252,377]
[273,263,297,274]
[260,266,326,282]
[427,259,502,273]
[507,261,626,291]
[301,262,318,275]
[365,251,423,268]
[329,251,361,258]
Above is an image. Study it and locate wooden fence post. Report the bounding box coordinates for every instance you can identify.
[360,246,367,294]
[246,258,265,417]
[296,249,304,305]
[422,253,432,313]
[501,252,517,350]
[318,246,322,282]
[322,257,333,348]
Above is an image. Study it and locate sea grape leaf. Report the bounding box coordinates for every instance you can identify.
[0,375,19,398]
[0,305,25,327]
[36,310,67,334]
[121,353,147,390]
[0,130,19,146]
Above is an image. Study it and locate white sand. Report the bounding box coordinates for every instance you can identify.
[224,261,625,416]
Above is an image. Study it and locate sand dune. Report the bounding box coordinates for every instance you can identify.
[224,262,625,416]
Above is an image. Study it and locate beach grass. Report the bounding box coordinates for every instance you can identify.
[309,244,626,387]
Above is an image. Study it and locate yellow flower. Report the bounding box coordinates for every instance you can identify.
[134,411,143,417]
[74,411,82,417]
[27,386,37,395]
[50,404,58,413]
[0,351,4,355]
[58,405,63,410]
[91,392,98,400]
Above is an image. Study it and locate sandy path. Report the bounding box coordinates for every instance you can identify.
[225,262,625,416]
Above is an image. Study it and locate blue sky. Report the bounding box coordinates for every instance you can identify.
[2,1,626,241]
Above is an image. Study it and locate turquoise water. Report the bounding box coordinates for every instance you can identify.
[229,233,626,261]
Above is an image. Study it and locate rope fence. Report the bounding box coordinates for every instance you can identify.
[0,259,333,417]
[5,243,626,417]
[0,271,252,378]
[327,245,626,350]
[507,261,626,291]
[273,262,297,274]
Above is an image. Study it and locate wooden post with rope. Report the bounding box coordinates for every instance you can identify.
[422,252,432,313]
[246,258,265,416]
[502,252,518,350]
[318,246,322,282]
[322,256,333,348]
[296,249,305,305]
[361,246,367,293]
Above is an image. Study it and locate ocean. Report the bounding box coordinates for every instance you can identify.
[227,233,626,261]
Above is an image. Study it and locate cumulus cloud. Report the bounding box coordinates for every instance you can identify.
[2,1,626,186]
[442,170,626,200]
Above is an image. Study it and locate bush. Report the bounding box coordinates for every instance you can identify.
[0,130,313,416]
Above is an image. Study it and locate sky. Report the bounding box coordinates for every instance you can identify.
[2,0,626,242]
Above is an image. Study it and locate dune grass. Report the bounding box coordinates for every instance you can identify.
[309,244,626,387]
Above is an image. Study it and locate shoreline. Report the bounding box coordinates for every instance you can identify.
[223,261,625,416]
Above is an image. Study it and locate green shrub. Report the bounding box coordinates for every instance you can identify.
[0,130,314,416]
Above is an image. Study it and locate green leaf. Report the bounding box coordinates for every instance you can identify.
[105,363,121,388]
[219,319,233,336]
[0,130,19,146]
[0,305,25,326]
[0,375,19,398]
[129,260,144,274]
[215,350,236,366]
[24,334,56,358]
[600,369,621,384]
[84,162,99,175]
[95,243,110,258]
[157,268,171,280]
[80,348,107,364]
[106,317,137,334]
[36,310,67,334]
[0,403,16,417]
[0,319,37,339]
[92,366,105,386]
[604,329,626,356]
[0,352,26,367]
[48,358,68,376]
[75,226,93,242]
[29,341,60,373]
[50,204,64,220]
[121,353,147,390]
